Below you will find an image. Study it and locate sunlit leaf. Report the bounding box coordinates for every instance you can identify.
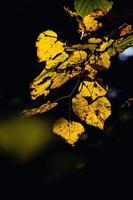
[58,50,87,70]
[31,78,52,99]
[36,30,65,62]
[74,0,113,17]
[21,101,58,117]
[78,80,107,100]
[84,64,97,80]
[53,118,85,145]
[89,52,111,69]
[72,94,111,129]
[78,14,103,35]
[30,51,86,100]
[107,47,117,57]
[88,37,102,44]
[98,39,114,52]
[50,68,81,89]
[22,0,133,145]
[46,52,69,70]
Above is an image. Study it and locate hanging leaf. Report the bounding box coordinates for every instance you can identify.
[98,39,114,52]
[53,118,85,145]
[78,10,104,37]
[22,0,133,145]
[72,95,111,129]
[21,101,58,117]
[36,30,65,63]
[89,52,111,70]
[58,50,87,70]
[30,47,87,100]
[78,80,107,100]
[84,64,98,80]
[74,0,113,17]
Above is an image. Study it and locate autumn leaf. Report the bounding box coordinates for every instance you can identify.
[46,52,69,70]
[36,30,65,62]
[53,118,85,145]
[78,80,107,100]
[30,49,87,100]
[21,101,58,117]
[31,78,52,100]
[89,52,111,70]
[58,50,87,70]
[84,64,97,80]
[78,14,103,36]
[98,39,114,52]
[22,0,133,145]
[88,37,102,44]
[72,94,111,129]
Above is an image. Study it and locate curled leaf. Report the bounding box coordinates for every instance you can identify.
[21,101,58,117]
[53,118,85,145]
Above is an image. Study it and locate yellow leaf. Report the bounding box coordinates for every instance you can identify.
[79,15,102,35]
[31,78,52,100]
[30,63,82,100]
[98,39,114,52]
[21,101,58,117]
[98,52,111,69]
[50,73,72,89]
[88,37,102,44]
[78,10,103,37]
[58,50,87,69]
[53,118,85,145]
[36,30,65,62]
[72,95,111,129]
[72,95,89,121]
[78,80,107,100]
[45,52,69,70]
[51,72,76,89]
[89,52,111,69]
[107,47,116,57]
[84,64,97,80]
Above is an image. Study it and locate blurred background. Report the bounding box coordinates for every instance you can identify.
[0,0,133,195]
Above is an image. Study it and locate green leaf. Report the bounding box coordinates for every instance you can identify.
[74,0,113,17]
[113,35,133,52]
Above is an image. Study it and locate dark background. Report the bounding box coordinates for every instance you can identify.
[0,0,133,196]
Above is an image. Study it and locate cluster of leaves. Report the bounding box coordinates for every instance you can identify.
[22,0,133,145]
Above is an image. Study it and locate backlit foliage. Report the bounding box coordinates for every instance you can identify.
[22,0,133,145]
[53,118,85,145]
